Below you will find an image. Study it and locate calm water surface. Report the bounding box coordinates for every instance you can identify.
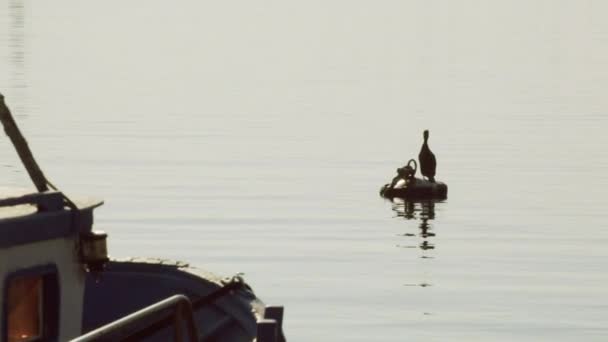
[2,1,608,341]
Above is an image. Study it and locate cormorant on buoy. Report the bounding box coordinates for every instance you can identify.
[418,130,436,183]
[379,129,447,199]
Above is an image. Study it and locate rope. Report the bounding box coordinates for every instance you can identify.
[0,93,78,210]
[0,93,48,192]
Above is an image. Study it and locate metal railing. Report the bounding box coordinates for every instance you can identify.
[71,295,199,342]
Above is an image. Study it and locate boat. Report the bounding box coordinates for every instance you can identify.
[0,93,286,342]
[379,159,448,200]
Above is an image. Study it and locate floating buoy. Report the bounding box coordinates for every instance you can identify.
[380,178,448,200]
[380,159,447,200]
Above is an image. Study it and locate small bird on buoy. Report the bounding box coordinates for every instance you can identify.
[418,130,436,182]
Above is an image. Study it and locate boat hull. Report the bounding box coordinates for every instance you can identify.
[82,258,264,341]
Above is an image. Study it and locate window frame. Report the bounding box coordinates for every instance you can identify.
[3,264,60,342]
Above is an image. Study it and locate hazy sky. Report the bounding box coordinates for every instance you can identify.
[3,1,608,117]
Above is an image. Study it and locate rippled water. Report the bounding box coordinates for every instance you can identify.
[2,1,608,341]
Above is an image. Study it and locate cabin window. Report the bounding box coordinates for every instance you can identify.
[4,266,59,342]
[7,275,42,341]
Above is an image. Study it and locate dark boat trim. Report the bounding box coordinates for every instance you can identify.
[0,192,101,248]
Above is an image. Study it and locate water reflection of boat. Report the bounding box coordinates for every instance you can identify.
[0,95,285,341]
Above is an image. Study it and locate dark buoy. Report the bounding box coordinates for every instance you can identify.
[418,130,436,183]
[380,177,447,200]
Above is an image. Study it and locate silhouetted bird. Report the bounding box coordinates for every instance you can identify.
[418,130,436,182]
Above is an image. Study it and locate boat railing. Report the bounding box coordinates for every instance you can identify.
[70,294,199,342]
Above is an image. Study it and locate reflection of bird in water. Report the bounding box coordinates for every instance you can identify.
[392,200,437,250]
[391,200,437,289]
[420,241,435,250]
[419,201,435,248]
[392,198,412,219]
[419,219,435,238]
[419,201,435,238]
[418,130,436,183]
[420,201,435,220]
